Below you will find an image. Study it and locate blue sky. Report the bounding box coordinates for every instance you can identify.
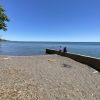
[0,0,100,42]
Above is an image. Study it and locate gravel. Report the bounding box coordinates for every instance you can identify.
[0,54,100,100]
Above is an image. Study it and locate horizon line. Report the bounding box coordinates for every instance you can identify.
[6,40,100,43]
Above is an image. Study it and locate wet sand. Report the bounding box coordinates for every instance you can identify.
[0,55,100,100]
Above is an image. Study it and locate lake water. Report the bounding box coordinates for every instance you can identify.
[0,41,100,58]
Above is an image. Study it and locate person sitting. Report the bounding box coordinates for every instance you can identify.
[63,47,67,53]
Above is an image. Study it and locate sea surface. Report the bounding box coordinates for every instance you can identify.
[0,41,100,58]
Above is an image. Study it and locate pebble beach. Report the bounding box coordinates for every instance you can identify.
[0,54,100,100]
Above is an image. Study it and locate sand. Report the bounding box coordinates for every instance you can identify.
[0,54,100,100]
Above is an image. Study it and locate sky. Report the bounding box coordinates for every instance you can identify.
[0,0,100,42]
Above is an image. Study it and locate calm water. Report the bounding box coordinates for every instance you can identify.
[0,41,100,58]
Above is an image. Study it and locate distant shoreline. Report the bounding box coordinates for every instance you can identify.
[0,39,9,42]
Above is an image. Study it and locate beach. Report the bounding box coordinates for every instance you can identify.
[0,54,100,100]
